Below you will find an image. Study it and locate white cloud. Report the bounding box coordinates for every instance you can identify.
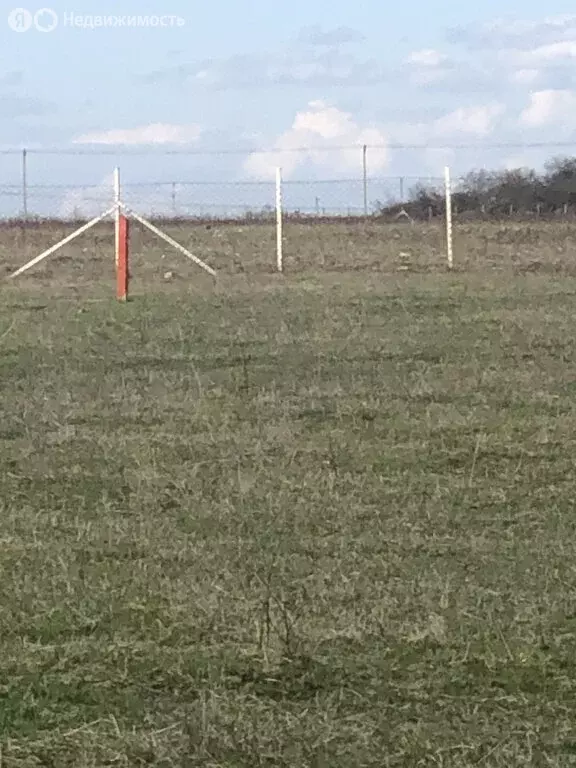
[405,49,446,67]
[504,155,533,170]
[142,47,387,89]
[520,89,576,126]
[506,40,576,68]
[509,68,540,85]
[447,14,576,93]
[58,173,114,218]
[244,101,388,178]
[409,68,450,86]
[432,103,505,137]
[243,98,509,181]
[531,41,576,61]
[423,148,456,176]
[58,172,180,218]
[452,14,576,50]
[73,123,202,145]
[403,48,453,86]
[402,48,498,92]
[296,25,366,46]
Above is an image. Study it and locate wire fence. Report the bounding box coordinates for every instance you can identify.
[1,178,448,220]
[2,144,576,220]
[0,172,442,221]
[7,178,576,222]
[5,147,576,289]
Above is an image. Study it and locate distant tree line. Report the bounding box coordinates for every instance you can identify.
[379,157,576,220]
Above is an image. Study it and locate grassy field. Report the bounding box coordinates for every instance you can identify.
[1,220,576,765]
[4,216,576,282]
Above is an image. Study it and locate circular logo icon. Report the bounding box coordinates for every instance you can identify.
[8,8,33,31]
[34,7,57,32]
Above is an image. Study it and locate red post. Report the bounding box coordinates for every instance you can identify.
[117,214,129,301]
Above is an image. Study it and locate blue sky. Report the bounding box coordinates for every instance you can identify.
[3,0,576,214]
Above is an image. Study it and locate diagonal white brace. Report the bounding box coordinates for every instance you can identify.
[8,205,117,279]
[121,204,217,277]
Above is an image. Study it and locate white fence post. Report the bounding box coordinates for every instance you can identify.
[362,145,368,217]
[114,167,121,267]
[444,166,454,269]
[22,149,28,219]
[276,167,283,273]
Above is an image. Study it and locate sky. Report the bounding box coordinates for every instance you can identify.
[3,0,576,215]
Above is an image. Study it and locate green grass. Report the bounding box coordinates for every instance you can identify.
[2,221,576,765]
